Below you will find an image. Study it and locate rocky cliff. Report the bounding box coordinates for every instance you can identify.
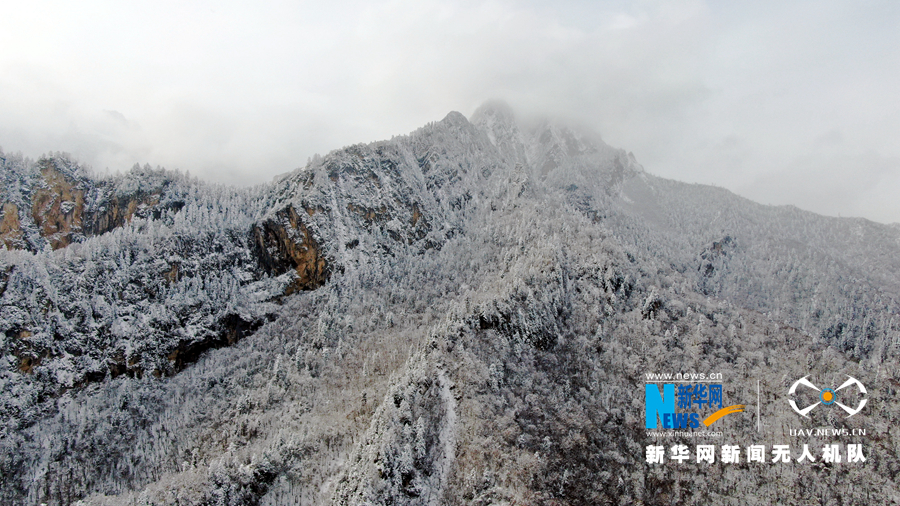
[1,156,184,251]
[252,204,329,294]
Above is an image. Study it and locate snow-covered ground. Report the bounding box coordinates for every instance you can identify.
[2,102,898,505]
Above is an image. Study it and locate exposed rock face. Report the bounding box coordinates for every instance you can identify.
[252,205,330,294]
[0,153,335,394]
[82,191,174,237]
[30,159,89,249]
[1,156,183,251]
[0,203,23,249]
[699,235,735,277]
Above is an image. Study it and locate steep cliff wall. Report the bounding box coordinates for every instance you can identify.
[0,156,184,251]
[252,205,330,294]
[0,203,23,249]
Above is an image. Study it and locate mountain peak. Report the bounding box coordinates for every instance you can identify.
[470,99,516,127]
[440,110,469,126]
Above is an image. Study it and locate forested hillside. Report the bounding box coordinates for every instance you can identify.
[1,102,898,505]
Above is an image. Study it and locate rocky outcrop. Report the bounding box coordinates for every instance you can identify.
[698,235,735,277]
[82,189,183,238]
[252,205,330,294]
[0,203,24,250]
[30,158,89,249]
[1,156,183,251]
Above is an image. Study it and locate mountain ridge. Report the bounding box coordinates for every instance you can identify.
[1,102,898,505]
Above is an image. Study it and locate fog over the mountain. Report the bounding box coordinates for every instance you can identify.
[1,0,898,223]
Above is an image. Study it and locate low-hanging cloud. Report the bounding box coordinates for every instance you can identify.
[0,0,897,222]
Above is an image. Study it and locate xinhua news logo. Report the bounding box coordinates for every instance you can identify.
[788,376,867,418]
[645,382,744,429]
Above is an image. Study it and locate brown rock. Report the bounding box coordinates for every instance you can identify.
[30,160,87,249]
[252,205,330,294]
[0,203,23,249]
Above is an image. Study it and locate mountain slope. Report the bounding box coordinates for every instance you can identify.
[1,103,898,505]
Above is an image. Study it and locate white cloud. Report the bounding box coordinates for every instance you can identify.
[739,151,900,224]
[0,0,897,222]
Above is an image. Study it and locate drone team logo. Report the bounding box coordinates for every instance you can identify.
[788,376,867,418]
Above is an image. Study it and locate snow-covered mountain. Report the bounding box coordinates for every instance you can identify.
[1,102,898,505]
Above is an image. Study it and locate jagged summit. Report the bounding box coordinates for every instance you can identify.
[470,99,517,129]
[440,110,468,124]
[469,100,629,182]
[470,100,527,167]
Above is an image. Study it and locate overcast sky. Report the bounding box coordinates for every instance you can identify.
[1,1,898,223]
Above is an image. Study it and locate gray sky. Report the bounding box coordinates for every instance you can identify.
[1,1,898,223]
